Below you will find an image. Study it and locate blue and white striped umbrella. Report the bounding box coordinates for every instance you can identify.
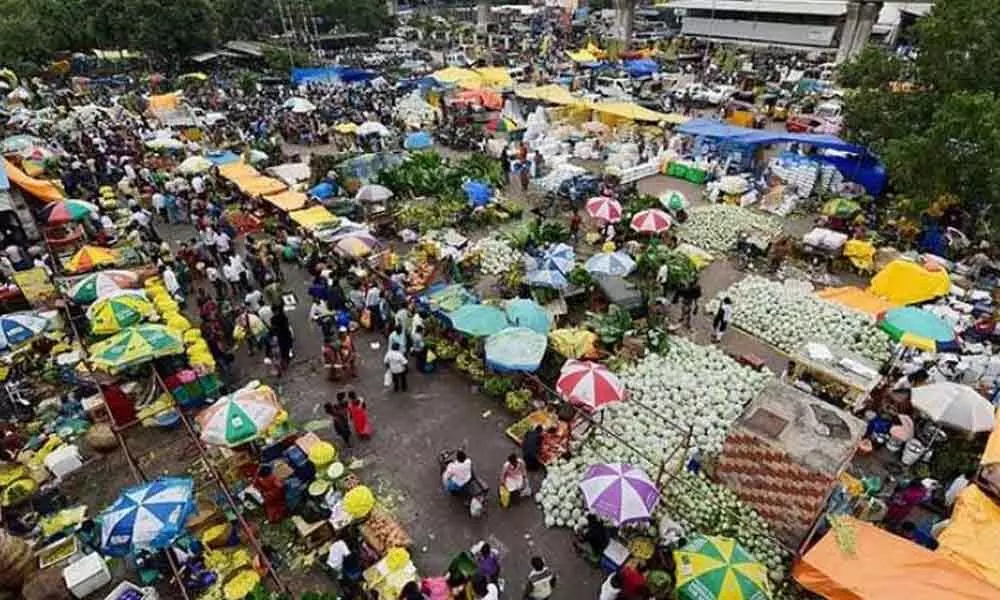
[584,252,636,277]
[541,243,576,274]
[527,267,568,289]
[0,312,47,351]
[99,476,195,556]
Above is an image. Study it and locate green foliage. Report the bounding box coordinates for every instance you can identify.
[314,0,393,35]
[262,46,317,72]
[585,305,634,347]
[840,0,1000,236]
[483,375,516,398]
[636,240,697,289]
[568,266,593,288]
[504,389,532,415]
[530,220,570,245]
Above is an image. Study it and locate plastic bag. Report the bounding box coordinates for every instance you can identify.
[360,308,372,329]
[383,369,392,388]
[470,496,484,517]
[498,485,511,509]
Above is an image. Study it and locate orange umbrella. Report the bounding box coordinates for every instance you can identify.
[452,89,503,110]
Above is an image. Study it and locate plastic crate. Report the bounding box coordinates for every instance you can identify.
[103,581,158,600]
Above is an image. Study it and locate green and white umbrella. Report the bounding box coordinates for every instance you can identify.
[659,189,688,212]
[66,270,140,304]
[197,386,282,447]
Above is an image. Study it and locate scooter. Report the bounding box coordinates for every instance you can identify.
[438,449,489,518]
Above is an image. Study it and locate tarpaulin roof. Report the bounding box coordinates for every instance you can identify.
[981,411,1000,464]
[591,102,686,124]
[793,517,1000,600]
[205,150,240,166]
[147,93,181,112]
[472,67,513,89]
[290,66,376,85]
[567,49,600,63]
[289,206,338,230]
[515,84,585,106]
[869,259,951,306]
[816,286,896,317]
[218,162,260,181]
[678,118,866,154]
[624,58,658,77]
[937,484,1000,590]
[431,67,482,87]
[238,176,286,196]
[1,157,63,202]
[263,191,307,212]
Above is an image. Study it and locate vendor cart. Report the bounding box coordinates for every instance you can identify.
[594,276,645,317]
[733,227,772,271]
[800,227,847,273]
[783,341,882,410]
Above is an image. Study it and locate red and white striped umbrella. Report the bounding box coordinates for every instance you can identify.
[585,196,622,223]
[630,209,672,233]
[557,359,625,412]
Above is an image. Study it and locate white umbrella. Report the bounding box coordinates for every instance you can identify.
[355,184,393,203]
[283,97,316,113]
[912,382,995,433]
[177,156,212,174]
[357,121,390,136]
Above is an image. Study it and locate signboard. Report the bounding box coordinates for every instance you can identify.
[13,267,58,307]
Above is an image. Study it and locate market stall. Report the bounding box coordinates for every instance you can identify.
[784,341,882,410]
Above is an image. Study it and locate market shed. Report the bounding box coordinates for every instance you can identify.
[714,381,865,548]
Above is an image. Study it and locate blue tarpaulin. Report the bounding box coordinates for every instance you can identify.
[310,181,337,200]
[404,131,433,150]
[463,180,492,207]
[204,150,240,166]
[624,59,658,77]
[677,118,865,154]
[291,67,376,86]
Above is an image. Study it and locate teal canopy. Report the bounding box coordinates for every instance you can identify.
[447,304,508,337]
[504,298,551,335]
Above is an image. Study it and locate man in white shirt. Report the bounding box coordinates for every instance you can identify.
[4,244,25,269]
[100,213,117,237]
[384,342,408,392]
[599,573,622,600]
[191,175,205,195]
[222,261,241,290]
[441,450,473,490]
[525,556,556,600]
[245,289,263,313]
[162,265,182,299]
[214,230,232,256]
[206,265,226,299]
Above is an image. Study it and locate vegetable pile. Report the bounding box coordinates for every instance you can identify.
[466,237,521,276]
[709,275,891,362]
[679,204,782,253]
[536,339,772,529]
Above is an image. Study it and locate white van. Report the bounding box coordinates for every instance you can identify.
[596,75,634,100]
[376,37,405,53]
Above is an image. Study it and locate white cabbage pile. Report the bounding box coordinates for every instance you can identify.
[710,275,891,362]
[535,339,772,529]
[467,237,521,276]
[535,163,586,193]
[679,204,782,253]
[394,91,437,126]
[663,472,791,584]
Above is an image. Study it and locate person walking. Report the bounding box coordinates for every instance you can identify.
[384,342,408,392]
[347,391,371,439]
[325,394,352,448]
[270,303,294,375]
[712,297,733,342]
[524,556,556,600]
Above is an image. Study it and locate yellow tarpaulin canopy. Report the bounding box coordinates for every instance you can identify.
[289,206,338,231]
[239,176,286,196]
[334,123,358,134]
[264,191,307,212]
[869,259,951,305]
[937,484,1000,591]
[793,517,1000,600]
[2,158,63,202]
[584,43,606,59]
[147,93,181,112]
[981,411,1000,464]
[567,49,599,63]
[515,85,585,106]
[472,67,513,90]
[591,102,688,124]
[219,162,260,181]
[816,286,896,318]
[431,67,482,88]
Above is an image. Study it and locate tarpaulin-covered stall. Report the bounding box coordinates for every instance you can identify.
[816,286,895,318]
[793,517,1000,600]
[264,191,307,212]
[592,102,687,125]
[430,67,482,88]
[869,259,951,306]
[290,67,376,86]
[515,85,585,106]
[289,206,338,231]
[472,67,513,90]
[238,176,286,196]
[2,157,63,202]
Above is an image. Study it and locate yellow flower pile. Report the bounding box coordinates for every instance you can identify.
[385,547,410,571]
[145,277,215,371]
[343,485,376,518]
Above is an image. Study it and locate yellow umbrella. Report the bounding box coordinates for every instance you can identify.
[674,535,772,600]
[334,123,358,134]
[86,291,153,335]
[88,324,185,372]
[66,245,117,273]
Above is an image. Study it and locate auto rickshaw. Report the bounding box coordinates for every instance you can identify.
[771,98,790,121]
[724,100,765,128]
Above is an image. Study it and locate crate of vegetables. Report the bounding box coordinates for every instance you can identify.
[104,581,158,600]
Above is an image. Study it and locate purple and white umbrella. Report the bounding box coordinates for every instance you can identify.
[579,463,659,524]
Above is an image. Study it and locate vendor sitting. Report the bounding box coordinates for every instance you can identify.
[574,513,611,562]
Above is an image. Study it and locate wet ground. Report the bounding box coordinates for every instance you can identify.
[62,138,830,598]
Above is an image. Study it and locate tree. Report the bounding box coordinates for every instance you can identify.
[840,0,1000,237]
[313,0,393,35]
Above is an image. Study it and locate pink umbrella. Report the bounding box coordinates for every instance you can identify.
[585,196,622,223]
[630,209,672,233]
[556,359,625,412]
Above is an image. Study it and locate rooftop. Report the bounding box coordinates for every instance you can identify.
[670,0,849,16]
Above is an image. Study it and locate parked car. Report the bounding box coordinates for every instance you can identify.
[785,114,827,133]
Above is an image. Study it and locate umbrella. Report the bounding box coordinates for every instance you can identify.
[549,328,599,359]
[584,252,636,277]
[335,232,378,257]
[504,298,551,335]
[452,89,503,110]
[878,307,959,352]
[0,134,44,153]
[247,149,269,164]
[87,291,153,335]
[526,267,568,289]
[176,156,212,174]
[144,137,184,150]
[334,122,358,135]
[99,476,195,556]
[404,131,434,150]
[674,535,772,600]
[630,209,672,233]
[486,118,519,133]
[821,198,861,218]
[0,313,47,351]
[39,200,98,225]
[448,304,508,337]
[541,243,575,275]
[579,463,659,524]
[283,97,316,113]
[357,121,390,137]
[197,386,282,447]
[88,324,185,372]
[660,189,688,212]
[911,382,995,433]
[485,327,547,373]
[66,270,139,304]
[66,245,117,273]
[556,359,625,412]
[586,196,622,223]
[355,184,394,203]
[463,180,492,207]
[20,145,54,162]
